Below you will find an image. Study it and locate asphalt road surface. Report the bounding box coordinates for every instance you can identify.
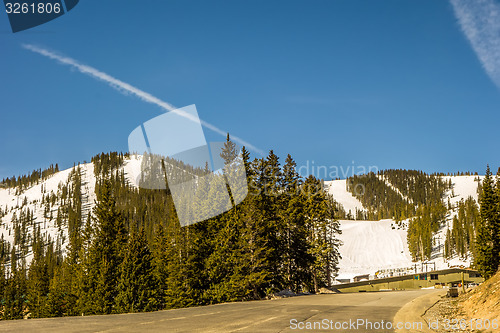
[0,290,436,333]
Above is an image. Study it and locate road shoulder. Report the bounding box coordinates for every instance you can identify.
[393,289,447,333]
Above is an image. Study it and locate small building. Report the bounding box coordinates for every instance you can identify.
[335,268,483,293]
[353,274,370,282]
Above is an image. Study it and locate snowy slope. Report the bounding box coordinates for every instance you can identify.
[333,175,482,282]
[443,175,482,205]
[0,159,485,280]
[122,154,143,188]
[0,156,149,269]
[324,179,365,216]
[430,175,482,270]
[336,219,413,280]
[0,162,97,267]
[0,154,182,269]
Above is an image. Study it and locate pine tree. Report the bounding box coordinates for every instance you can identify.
[475,166,500,279]
[88,179,127,314]
[26,240,49,318]
[220,133,238,164]
[3,246,26,319]
[44,266,67,317]
[116,227,158,312]
[302,176,341,292]
[152,224,169,309]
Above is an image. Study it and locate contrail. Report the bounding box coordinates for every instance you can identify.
[22,44,264,156]
[450,0,500,89]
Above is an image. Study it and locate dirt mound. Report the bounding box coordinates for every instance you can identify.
[460,270,500,325]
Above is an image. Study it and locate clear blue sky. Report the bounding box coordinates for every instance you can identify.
[1,0,500,180]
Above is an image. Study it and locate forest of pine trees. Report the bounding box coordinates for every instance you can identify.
[1,164,59,194]
[0,138,342,319]
[346,172,414,221]
[346,169,454,261]
[346,170,450,222]
[407,202,447,261]
[444,197,479,261]
[380,169,450,206]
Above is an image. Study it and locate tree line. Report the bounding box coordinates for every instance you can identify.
[444,197,479,261]
[346,170,451,261]
[0,138,342,319]
[1,164,59,193]
[346,172,415,221]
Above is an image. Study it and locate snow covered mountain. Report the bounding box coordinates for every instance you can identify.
[325,175,482,281]
[0,156,484,282]
[0,156,144,268]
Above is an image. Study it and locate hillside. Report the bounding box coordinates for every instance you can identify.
[460,270,500,326]
[0,160,484,286]
[327,173,482,281]
[335,219,413,280]
[324,179,365,218]
[0,156,145,267]
[0,149,344,319]
[0,154,149,251]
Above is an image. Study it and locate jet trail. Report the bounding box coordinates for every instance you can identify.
[450,0,500,90]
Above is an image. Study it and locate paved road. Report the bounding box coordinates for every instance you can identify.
[0,290,437,333]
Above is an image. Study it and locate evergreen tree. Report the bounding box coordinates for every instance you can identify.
[475,166,500,279]
[302,176,340,292]
[116,227,158,312]
[3,246,26,319]
[87,179,127,314]
[220,133,238,164]
[152,223,169,309]
[26,239,49,318]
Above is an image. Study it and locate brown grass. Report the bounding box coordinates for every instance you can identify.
[459,270,500,329]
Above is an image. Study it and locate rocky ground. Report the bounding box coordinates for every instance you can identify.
[423,272,500,333]
[423,293,480,333]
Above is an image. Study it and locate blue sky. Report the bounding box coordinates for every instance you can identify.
[1,0,500,180]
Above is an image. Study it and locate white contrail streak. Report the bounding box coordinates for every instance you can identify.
[450,0,500,89]
[22,44,264,156]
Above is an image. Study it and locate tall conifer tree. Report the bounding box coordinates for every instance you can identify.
[475,166,499,279]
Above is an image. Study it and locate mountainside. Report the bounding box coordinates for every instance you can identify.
[0,161,483,285]
[0,148,343,319]
[1,163,92,265]
[335,219,413,280]
[326,173,483,281]
[0,157,142,268]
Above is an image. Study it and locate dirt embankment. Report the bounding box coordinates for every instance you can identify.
[460,271,500,324]
[421,272,500,333]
